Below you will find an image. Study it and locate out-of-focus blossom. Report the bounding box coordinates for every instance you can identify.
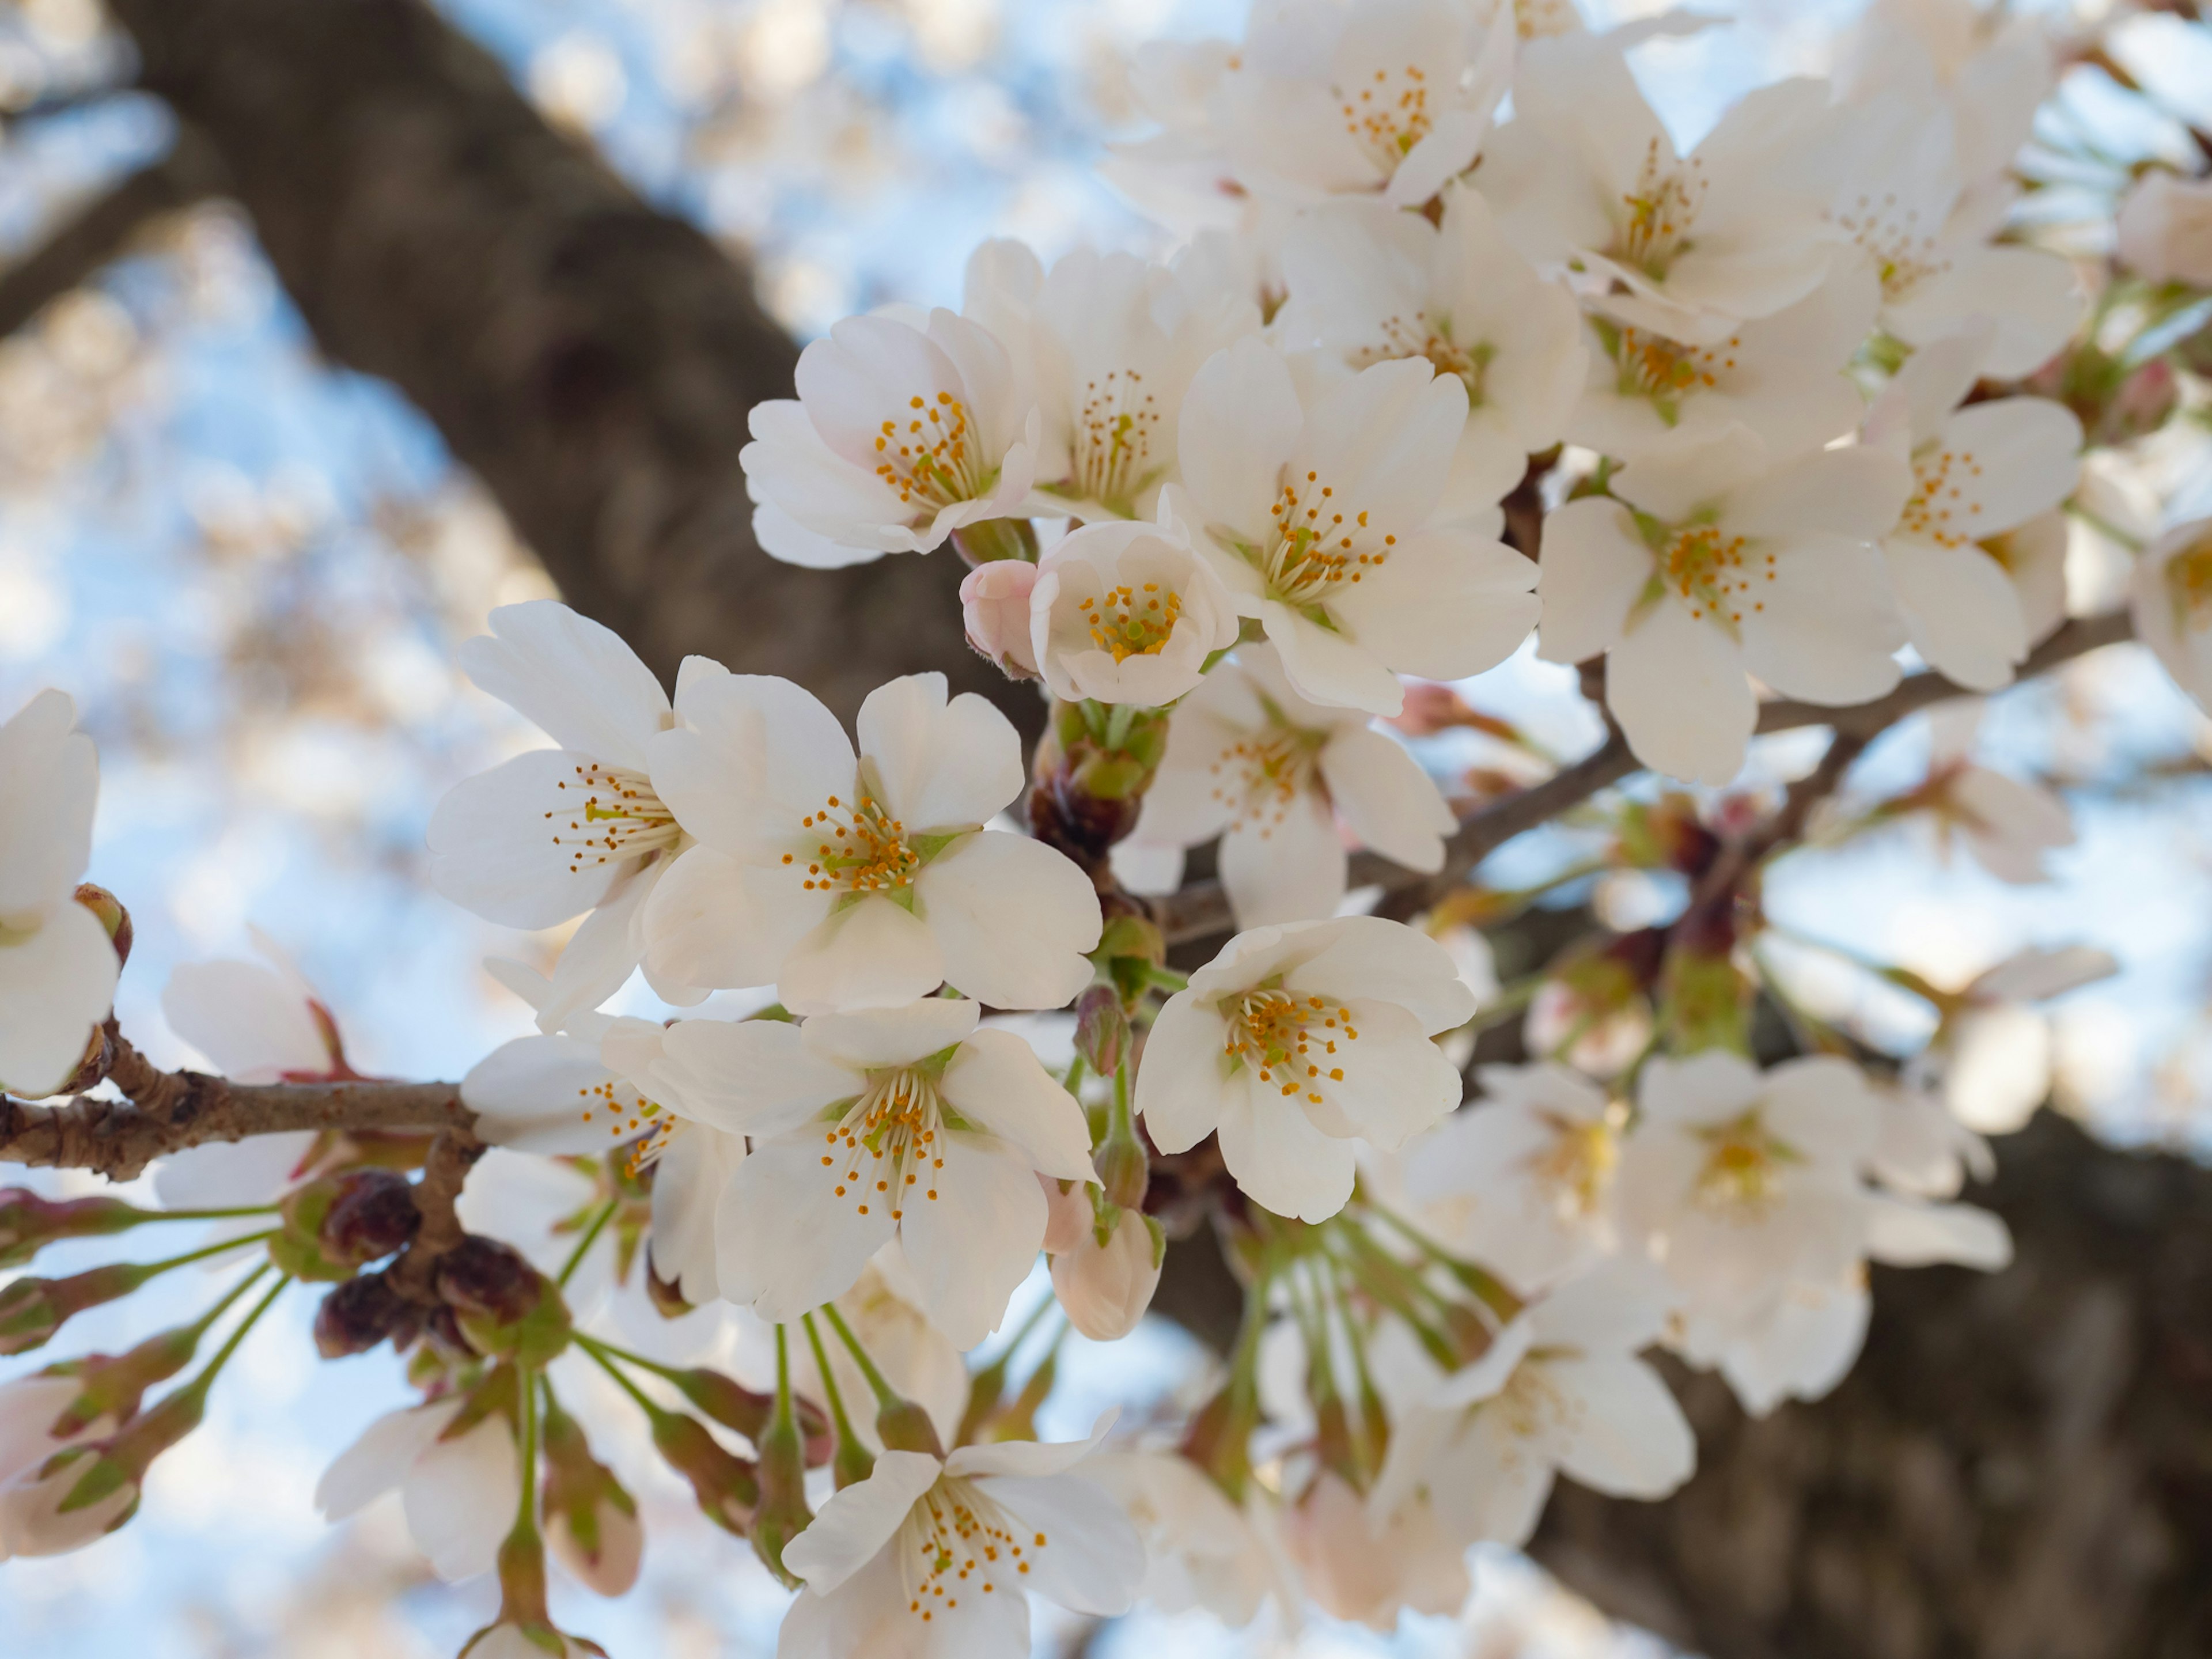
[1835,0,2054,186]
[2131,517,2212,714]
[1083,1449,1282,1626]
[1912,701,2074,885]
[1931,945,2119,1134]
[2116,172,2212,286]
[1279,1468,1467,1631]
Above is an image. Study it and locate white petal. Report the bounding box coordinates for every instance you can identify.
[1262,603,1404,717]
[801,997,981,1071]
[1280,914,1479,1033]
[0,901,116,1098]
[461,1035,617,1155]
[653,1018,858,1136]
[404,1412,521,1582]
[781,1451,943,1593]
[1863,1195,2013,1270]
[1320,727,1454,874]
[426,751,623,930]
[1535,499,1650,665]
[162,960,327,1081]
[780,896,948,1016]
[717,1138,892,1319]
[915,833,1100,1011]
[1218,795,1346,927]
[1737,535,1907,705]
[642,845,822,991]
[1217,1072,1358,1222]
[939,1028,1095,1181]
[1179,338,1300,539]
[972,1472,1147,1616]
[1885,535,2029,691]
[1327,531,1539,682]
[896,1132,1049,1348]
[459,601,669,772]
[317,1400,460,1520]
[855,675,1024,831]
[0,690,94,914]
[1133,994,1231,1154]
[649,673,855,855]
[1546,1356,1696,1498]
[1607,599,1755,785]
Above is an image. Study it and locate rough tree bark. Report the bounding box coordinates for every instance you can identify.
[27,1,2209,1653]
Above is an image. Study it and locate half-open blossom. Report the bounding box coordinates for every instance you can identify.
[1116,643,1455,926]
[1565,264,1878,463]
[1483,34,1841,344]
[1028,514,1241,707]
[793,1261,971,1455]
[1398,1060,1620,1293]
[1173,339,1539,715]
[1137,916,1476,1221]
[428,601,706,1031]
[318,1393,522,1582]
[0,690,116,1098]
[740,308,1039,568]
[778,1414,1143,1658]
[1536,429,1911,784]
[643,672,1100,1014]
[1863,327,2083,691]
[1277,184,1585,515]
[0,1375,105,1491]
[959,560,1040,679]
[963,241,1257,522]
[1369,1260,1694,1549]
[650,998,1093,1347]
[2131,517,2212,715]
[1616,1051,2010,1414]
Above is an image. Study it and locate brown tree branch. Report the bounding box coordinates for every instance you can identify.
[1158,612,2136,948]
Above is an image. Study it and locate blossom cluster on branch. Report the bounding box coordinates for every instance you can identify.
[5,0,2212,1653]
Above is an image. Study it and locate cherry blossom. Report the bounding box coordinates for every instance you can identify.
[792,1260,971,1455]
[642,671,1100,1014]
[318,1393,522,1582]
[1083,1449,1283,1626]
[1279,1468,1467,1630]
[1277,183,1585,516]
[2131,517,2212,714]
[1137,915,1476,1221]
[0,690,116,1098]
[778,1413,1143,1658]
[1915,700,2074,885]
[1835,0,2054,188]
[1929,945,2119,1135]
[647,997,1092,1347]
[2116,173,2212,286]
[428,602,707,1031]
[1537,429,1911,784]
[1115,643,1456,926]
[1172,338,1539,715]
[959,559,1040,679]
[739,308,1039,568]
[1027,512,1241,707]
[1864,327,2084,691]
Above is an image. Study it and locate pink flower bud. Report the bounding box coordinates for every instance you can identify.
[960,559,1041,678]
[1049,1202,1163,1341]
[1038,1174,1090,1256]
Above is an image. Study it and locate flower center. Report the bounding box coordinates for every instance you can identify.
[574,1075,683,1173]
[1529,1113,1618,1222]
[1691,1110,1794,1217]
[1206,725,1325,835]
[1490,1359,1574,1443]
[899,1476,1045,1623]
[1603,321,1738,418]
[874,391,985,510]
[1224,987,1358,1105]
[1257,471,1394,608]
[550,762,680,874]
[1079,581,1184,661]
[1611,141,1705,279]
[1073,368,1161,511]
[1832,195,1948,300]
[784,793,921,896]
[2162,535,2212,631]
[1652,522,1771,628]
[1337,62,1433,175]
[1354,313,1494,406]
[820,1067,946,1222]
[1899,444,1986,549]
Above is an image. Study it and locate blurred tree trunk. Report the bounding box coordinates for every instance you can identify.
[91,2,2212,1655]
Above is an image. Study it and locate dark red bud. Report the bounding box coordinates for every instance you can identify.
[320,1170,420,1265]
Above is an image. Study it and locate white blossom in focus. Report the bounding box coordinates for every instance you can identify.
[1028,513,1241,706]
[1116,643,1455,927]
[427,602,707,1031]
[2130,517,2212,714]
[0,690,115,1097]
[650,997,1093,1347]
[1277,183,1585,517]
[643,671,1100,1014]
[740,308,1039,567]
[1173,339,1539,715]
[778,1414,1142,1658]
[1369,1260,1695,1549]
[317,1395,522,1582]
[1863,327,2084,691]
[1536,430,1911,784]
[1482,35,1842,344]
[1137,916,1476,1221]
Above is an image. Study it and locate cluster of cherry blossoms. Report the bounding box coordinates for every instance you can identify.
[6,0,2212,1653]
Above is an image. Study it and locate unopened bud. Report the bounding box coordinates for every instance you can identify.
[649,1410,758,1535]
[750,1402,812,1588]
[874,1396,945,1459]
[0,1260,161,1356]
[1048,1201,1163,1341]
[2,1382,206,1556]
[0,1189,150,1270]
[1074,984,1128,1078]
[540,1393,642,1599]
[319,1170,420,1264]
[1094,1128,1149,1213]
[72,884,131,967]
[1038,1175,1089,1256]
[438,1238,570,1366]
[313,1271,422,1359]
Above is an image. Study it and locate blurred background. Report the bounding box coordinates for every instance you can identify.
[0,0,2205,1652]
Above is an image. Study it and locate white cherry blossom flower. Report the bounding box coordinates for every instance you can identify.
[162,929,349,1084]
[643,671,1101,1015]
[1369,1259,1695,1549]
[1982,508,2069,650]
[1930,945,2118,1134]
[1399,1060,1620,1293]
[1028,513,1241,707]
[1277,184,1585,514]
[1483,35,1842,344]
[1616,1051,2010,1414]
[1137,915,1476,1221]
[794,1259,971,1455]
[429,602,708,1031]
[962,241,1257,522]
[1914,700,2074,885]
[1279,1468,1467,1631]
[1173,339,1539,715]
[1828,96,2078,377]
[1082,1449,1283,1626]
[650,997,1093,1347]
[778,1412,1143,1658]
[740,308,1039,569]
[2116,172,2212,286]
[1565,263,1879,463]
[1835,0,2054,188]
[0,1444,137,1559]
[1116,644,1456,927]
[1536,429,1911,784]
[318,1393,522,1582]
[0,689,116,1098]
[1864,327,2084,691]
[2131,517,2212,714]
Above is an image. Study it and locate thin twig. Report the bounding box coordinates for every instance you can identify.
[388,1127,484,1306]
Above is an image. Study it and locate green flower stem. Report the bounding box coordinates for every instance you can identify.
[819,1303,898,1414]
[801,1312,874,1488]
[555,1201,619,1290]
